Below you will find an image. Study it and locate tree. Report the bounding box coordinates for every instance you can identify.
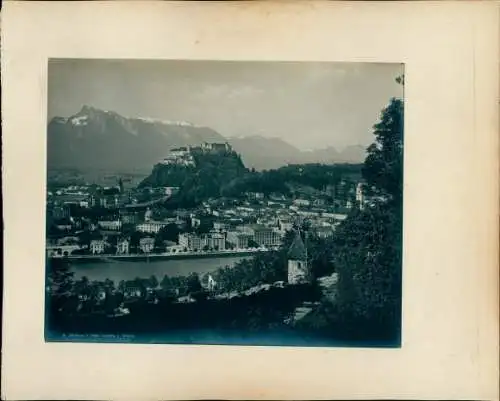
[248,239,259,249]
[157,223,180,243]
[186,273,203,294]
[73,276,91,300]
[154,235,166,253]
[77,230,92,248]
[329,84,403,340]
[160,275,172,290]
[105,236,118,254]
[46,258,76,315]
[129,231,142,253]
[304,79,404,342]
[362,97,404,204]
[104,278,115,291]
[149,275,159,289]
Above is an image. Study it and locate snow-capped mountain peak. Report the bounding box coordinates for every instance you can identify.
[135,117,196,127]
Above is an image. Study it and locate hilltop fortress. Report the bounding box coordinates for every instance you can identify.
[160,142,233,167]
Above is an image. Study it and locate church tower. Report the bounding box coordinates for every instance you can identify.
[356,182,364,210]
[287,230,310,285]
[144,207,153,222]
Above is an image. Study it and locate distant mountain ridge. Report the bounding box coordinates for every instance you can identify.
[47,106,226,171]
[229,136,366,170]
[47,106,366,172]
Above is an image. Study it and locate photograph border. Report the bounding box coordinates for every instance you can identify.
[2,2,498,400]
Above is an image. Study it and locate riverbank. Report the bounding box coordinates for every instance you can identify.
[50,248,275,263]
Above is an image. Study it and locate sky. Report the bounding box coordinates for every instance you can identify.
[48,59,404,151]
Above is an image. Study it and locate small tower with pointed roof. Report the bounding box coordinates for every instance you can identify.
[287,230,310,285]
[144,207,153,222]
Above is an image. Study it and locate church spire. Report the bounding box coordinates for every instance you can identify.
[287,229,311,285]
[288,229,307,261]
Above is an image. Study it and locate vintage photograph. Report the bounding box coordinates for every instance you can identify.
[45,59,404,347]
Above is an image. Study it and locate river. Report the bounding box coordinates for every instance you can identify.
[69,256,250,282]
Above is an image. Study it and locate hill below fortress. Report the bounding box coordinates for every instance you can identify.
[138,142,363,208]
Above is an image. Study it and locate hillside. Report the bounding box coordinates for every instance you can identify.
[47,106,226,170]
[139,145,248,206]
[139,141,363,208]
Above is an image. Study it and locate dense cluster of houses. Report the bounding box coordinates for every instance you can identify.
[47,183,368,258]
[46,146,370,259]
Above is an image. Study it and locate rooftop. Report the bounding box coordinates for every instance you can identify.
[288,231,307,261]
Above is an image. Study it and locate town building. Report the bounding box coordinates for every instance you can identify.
[293,199,311,207]
[98,220,122,231]
[314,226,334,239]
[179,232,226,251]
[207,274,217,291]
[120,210,141,225]
[116,238,130,254]
[356,182,365,210]
[206,232,226,250]
[213,221,230,232]
[246,192,265,200]
[277,217,294,233]
[179,233,203,251]
[136,220,169,234]
[200,142,232,152]
[160,147,196,166]
[321,211,348,221]
[163,187,180,197]
[90,240,106,254]
[124,286,143,298]
[49,203,71,219]
[139,237,155,253]
[240,224,282,247]
[226,231,251,249]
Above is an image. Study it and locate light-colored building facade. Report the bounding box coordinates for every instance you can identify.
[179,232,226,251]
[179,233,203,251]
[293,199,311,207]
[251,226,282,247]
[314,226,334,239]
[206,232,226,250]
[116,239,130,254]
[90,240,106,254]
[226,231,251,249]
[139,237,155,253]
[98,220,122,231]
[136,221,169,234]
[356,182,365,210]
[277,217,294,233]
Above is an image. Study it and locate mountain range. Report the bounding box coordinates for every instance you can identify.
[47,106,367,172]
[228,136,366,170]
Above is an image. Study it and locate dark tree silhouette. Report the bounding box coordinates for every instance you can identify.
[362,97,404,204]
